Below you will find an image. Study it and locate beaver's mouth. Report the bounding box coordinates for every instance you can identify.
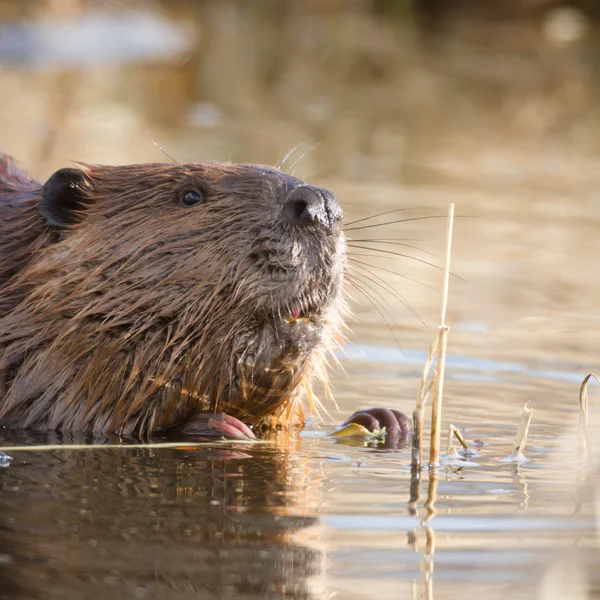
[285,304,314,324]
[282,294,327,324]
[250,239,344,327]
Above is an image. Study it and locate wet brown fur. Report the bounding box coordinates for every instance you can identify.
[0,154,346,437]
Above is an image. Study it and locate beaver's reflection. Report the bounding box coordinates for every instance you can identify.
[0,435,324,599]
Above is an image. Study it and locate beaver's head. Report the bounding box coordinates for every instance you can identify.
[0,162,346,435]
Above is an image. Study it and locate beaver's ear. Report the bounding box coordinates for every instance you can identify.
[42,167,89,228]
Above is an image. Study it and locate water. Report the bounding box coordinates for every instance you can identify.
[1,2,600,599]
[1,346,597,599]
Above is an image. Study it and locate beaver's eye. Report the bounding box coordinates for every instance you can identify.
[180,189,204,208]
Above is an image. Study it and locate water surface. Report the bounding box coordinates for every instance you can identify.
[1,3,600,599]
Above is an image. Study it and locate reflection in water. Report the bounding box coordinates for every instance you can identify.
[0,438,324,599]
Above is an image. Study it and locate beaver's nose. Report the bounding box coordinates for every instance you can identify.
[284,185,343,229]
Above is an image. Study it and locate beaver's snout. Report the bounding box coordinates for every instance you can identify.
[284,185,342,229]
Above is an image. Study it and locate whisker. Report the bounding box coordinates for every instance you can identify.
[345,277,405,355]
[348,238,443,262]
[346,250,412,259]
[275,142,303,171]
[349,257,435,290]
[349,264,426,326]
[141,130,183,167]
[345,207,433,227]
[288,142,321,175]
[348,266,396,307]
[347,244,467,283]
[332,184,351,195]
[348,244,443,270]
[345,215,447,232]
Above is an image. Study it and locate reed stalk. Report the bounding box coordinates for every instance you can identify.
[0,439,264,452]
[428,204,454,468]
[412,339,438,468]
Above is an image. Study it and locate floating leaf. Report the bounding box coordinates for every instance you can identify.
[330,423,386,440]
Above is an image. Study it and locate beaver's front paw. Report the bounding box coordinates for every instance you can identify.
[343,407,412,437]
[170,411,256,441]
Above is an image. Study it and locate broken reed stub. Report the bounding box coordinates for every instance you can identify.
[578,373,597,458]
[501,403,534,463]
[446,424,471,454]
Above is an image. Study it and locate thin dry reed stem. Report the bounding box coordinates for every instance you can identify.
[428,203,455,468]
[0,440,265,452]
[412,340,438,468]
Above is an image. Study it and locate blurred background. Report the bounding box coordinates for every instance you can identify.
[2,0,600,181]
[1,2,600,599]
[2,0,600,356]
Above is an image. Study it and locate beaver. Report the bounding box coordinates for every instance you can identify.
[0,152,409,441]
